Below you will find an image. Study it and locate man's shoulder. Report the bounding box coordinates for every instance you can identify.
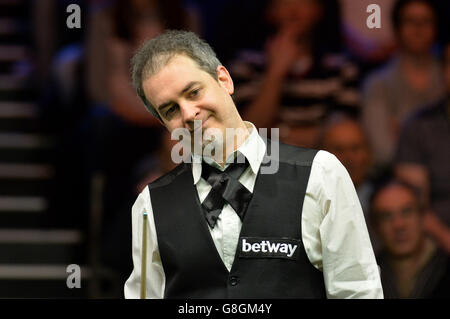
[276,144,347,181]
[147,162,190,190]
[266,140,341,167]
[276,142,319,165]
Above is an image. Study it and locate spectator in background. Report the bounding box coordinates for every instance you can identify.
[362,0,445,168]
[230,0,360,149]
[320,113,381,253]
[106,0,194,126]
[86,0,200,111]
[370,180,450,298]
[87,0,193,217]
[87,0,196,206]
[395,40,450,253]
[320,113,373,213]
[340,0,396,66]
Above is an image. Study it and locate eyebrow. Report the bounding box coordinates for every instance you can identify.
[157,81,201,112]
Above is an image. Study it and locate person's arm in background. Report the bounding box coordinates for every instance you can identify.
[361,74,397,166]
[107,38,161,127]
[303,151,383,298]
[239,27,299,129]
[124,186,165,299]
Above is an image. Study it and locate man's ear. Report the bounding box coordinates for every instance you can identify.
[216,65,234,95]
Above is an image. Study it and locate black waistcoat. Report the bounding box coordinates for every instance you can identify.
[149,141,326,298]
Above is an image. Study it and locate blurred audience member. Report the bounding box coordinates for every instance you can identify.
[320,113,381,252]
[362,0,445,167]
[85,0,195,208]
[230,0,360,148]
[395,40,450,253]
[340,0,396,65]
[107,0,194,126]
[370,180,450,298]
[320,114,373,214]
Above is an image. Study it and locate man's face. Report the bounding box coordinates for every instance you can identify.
[397,1,436,54]
[372,184,424,258]
[322,121,371,187]
[142,54,240,152]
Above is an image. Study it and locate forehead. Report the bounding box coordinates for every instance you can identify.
[142,55,210,104]
[148,54,206,83]
[374,185,416,209]
[325,121,365,143]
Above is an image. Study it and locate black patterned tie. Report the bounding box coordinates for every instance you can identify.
[201,159,253,228]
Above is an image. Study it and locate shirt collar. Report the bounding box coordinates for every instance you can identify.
[191,121,266,184]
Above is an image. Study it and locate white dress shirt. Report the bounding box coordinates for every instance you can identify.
[124,122,384,299]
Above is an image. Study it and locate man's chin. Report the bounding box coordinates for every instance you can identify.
[191,139,224,159]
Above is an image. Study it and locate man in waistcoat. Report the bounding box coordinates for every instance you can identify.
[124,30,383,299]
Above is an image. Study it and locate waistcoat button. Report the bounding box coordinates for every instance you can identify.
[229,276,239,286]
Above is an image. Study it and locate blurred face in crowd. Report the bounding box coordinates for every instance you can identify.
[142,54,244,153]
[397,1,436,54]
[322,120,371,187]
[268,0,324,37]
[372,184,424,258]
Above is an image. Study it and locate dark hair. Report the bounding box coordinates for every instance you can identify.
[368,178,424,225]
[391,0,439,32]
[131,30,222,120]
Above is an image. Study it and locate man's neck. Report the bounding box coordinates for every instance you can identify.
[217,122,250,167]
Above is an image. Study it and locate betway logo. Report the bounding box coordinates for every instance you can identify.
[240,238,299,259]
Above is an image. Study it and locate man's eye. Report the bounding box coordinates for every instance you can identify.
[189,88,200,98]
[166,105,176,116]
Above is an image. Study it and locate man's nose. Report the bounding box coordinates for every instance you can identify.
[180,101,201,130]
[392,213,407,230]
